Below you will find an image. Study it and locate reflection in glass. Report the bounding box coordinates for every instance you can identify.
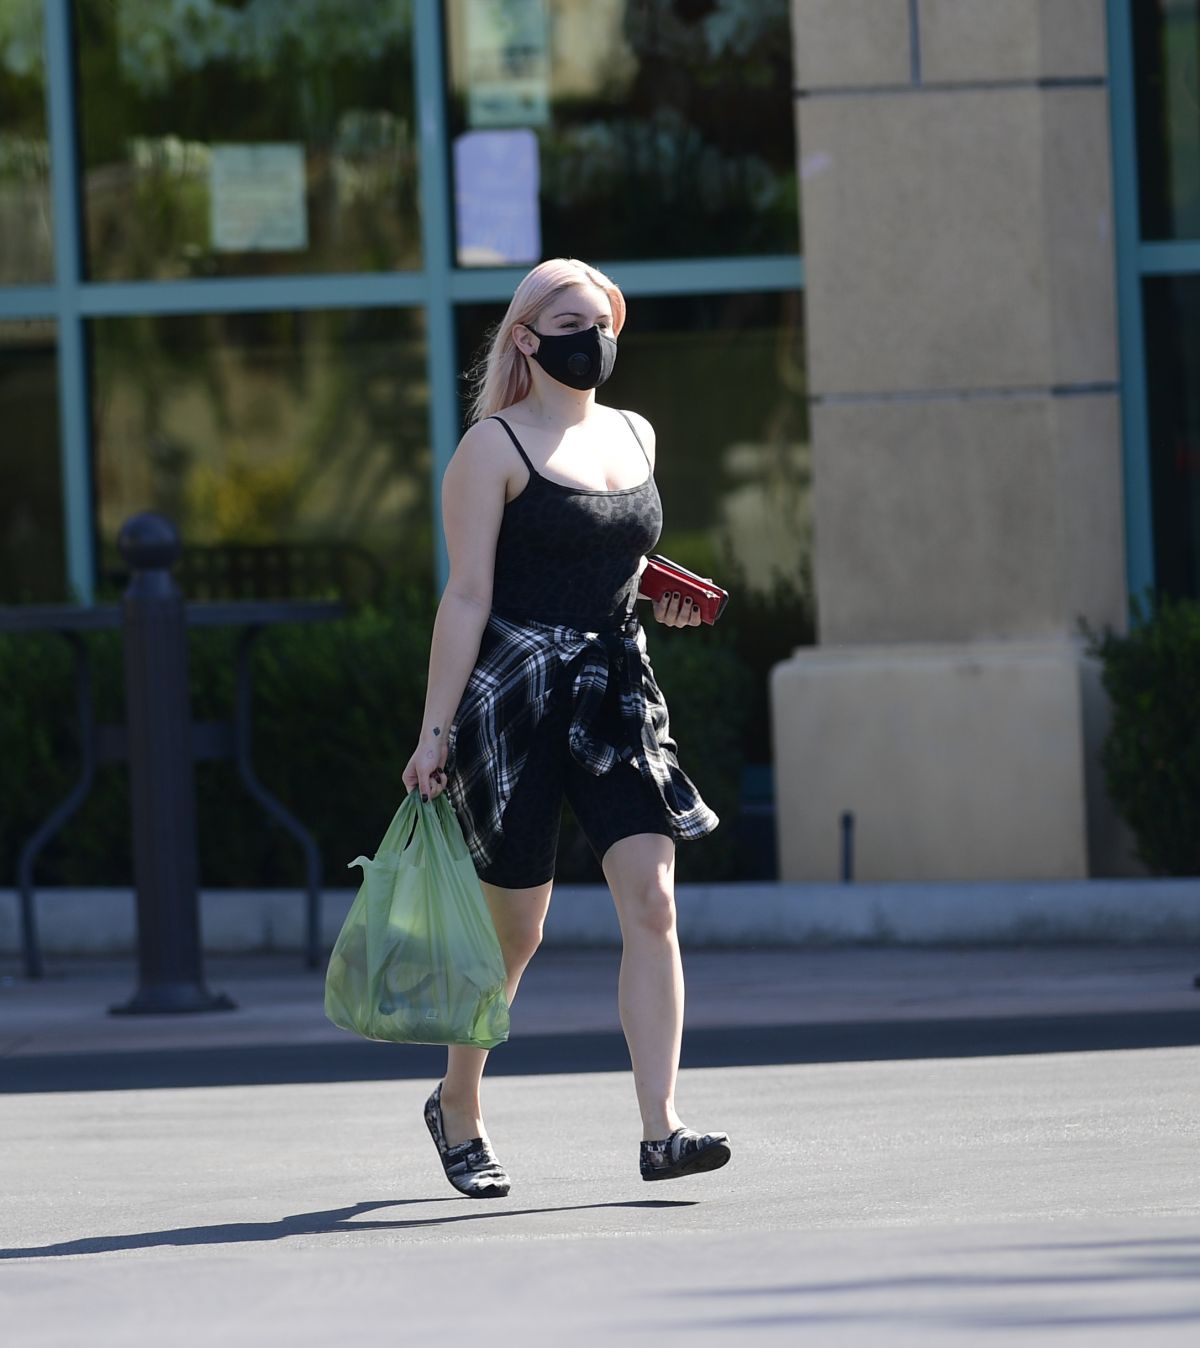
[1144,276,1200,596]
[0,319,64,600]
[75,0,419,280]
[446,0,799,264]
[0,0,53,283]
[455,289,813,754]
[91,308,433,595]
[1134,0,1200,239]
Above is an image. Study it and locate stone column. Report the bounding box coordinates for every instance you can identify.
[774,0,1138,880]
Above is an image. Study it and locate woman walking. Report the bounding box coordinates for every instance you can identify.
[402,256,730,1197]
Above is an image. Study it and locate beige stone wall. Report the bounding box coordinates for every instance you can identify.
[776,0,1136,880]
[771,637,1141,883]
[792,1,912,90]
[811,394,1126,645]
[773,641,1094,882]
[792,0,1108,87]
[800,88,1117,397]
[919,0,1108,82]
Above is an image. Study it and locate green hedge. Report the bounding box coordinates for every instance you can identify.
[1088,594,1200,876]
[0,599,749,890]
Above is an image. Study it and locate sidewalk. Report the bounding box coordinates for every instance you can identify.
[3,945,1199,1063]
[5,946,1200,1347]
[6,877,1200,957]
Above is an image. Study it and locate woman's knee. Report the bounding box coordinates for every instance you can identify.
[619,877,677,940]
[480,880,551,972]
[499,917,543,969]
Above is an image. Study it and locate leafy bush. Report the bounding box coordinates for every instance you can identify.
[0,597,435,889]
[1,597,750,889]
[0,628,108,881]
[1087,594,1200,876]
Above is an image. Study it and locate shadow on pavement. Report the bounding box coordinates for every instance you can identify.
[0,1198,696,1260]
[3,1009,1200,1094]
[653,1237,1200,1333]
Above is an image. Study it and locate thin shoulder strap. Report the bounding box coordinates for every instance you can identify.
[618,410,653,470]
[488,415,538,476]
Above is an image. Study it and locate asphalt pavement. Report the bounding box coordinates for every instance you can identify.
[2,945,1199,1345]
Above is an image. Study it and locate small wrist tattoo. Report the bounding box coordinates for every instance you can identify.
[432,726,441,736]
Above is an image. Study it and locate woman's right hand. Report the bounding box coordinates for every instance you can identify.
[403,731,449,802]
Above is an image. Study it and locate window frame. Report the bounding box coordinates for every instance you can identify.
[1107,0,1200,603]
[0,0,802,601]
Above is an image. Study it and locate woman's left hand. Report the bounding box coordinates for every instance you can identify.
[652,589,702,629]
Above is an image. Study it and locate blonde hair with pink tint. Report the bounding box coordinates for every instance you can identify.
[466,258,627,425]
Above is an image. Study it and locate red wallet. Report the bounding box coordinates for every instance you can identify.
[637,554,729,625]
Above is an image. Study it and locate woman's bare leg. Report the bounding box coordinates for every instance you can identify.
[438,879,553,1147]
[601,833,685,1140]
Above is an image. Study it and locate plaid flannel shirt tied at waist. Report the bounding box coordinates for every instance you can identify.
[445,610,719,873]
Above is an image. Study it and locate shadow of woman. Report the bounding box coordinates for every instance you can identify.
[0,1197,696,1259]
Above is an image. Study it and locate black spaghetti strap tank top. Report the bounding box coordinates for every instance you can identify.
[488,412,663,630]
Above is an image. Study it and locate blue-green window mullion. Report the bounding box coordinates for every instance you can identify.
[447,256,805,303]
[1107,0,1155,608]
[414,0,459,592]
[1103,0,1200,604]
[44,0,95,604]
[1138,240,1200,274]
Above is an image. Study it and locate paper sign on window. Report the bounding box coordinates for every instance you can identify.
[210,144,308,252]
[455,128,541,265]
[465,0,550,128]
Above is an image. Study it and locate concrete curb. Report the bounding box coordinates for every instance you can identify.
[3,878,1200,956]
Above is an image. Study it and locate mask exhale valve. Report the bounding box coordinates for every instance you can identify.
[529,325,618,390]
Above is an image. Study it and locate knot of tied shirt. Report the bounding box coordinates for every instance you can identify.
[564,615,649,776]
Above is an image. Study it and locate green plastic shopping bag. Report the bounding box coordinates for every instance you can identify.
[324,791,510,1049]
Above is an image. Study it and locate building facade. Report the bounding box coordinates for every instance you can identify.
[0,1,1195,881]
[775,0,1196,881]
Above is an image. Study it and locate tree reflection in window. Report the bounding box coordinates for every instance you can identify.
[1133,0,1200,241]
[446,0,799,264]
[76,0,420,281]
[0,320,63,601]
[0,0,53,284]
[91,308,434,598]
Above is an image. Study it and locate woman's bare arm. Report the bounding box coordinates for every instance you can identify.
[403,422,511,799]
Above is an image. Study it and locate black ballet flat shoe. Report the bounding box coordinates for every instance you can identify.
[640,1127,732,1182]
[423,1082,511,1199]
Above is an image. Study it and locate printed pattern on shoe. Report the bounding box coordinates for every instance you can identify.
[640,1127,731,1182]
[424,1083,511,1198]
[442,1137,507,1187]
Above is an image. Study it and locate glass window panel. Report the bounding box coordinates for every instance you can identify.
[0,318,65,600]
[91,308,433,596]
[455,289,813,766]
[75,0,420,281]
[0,0,53,282]
[1133,0,1200,240]
[1144,276,1200,596]
[445,0,799,265]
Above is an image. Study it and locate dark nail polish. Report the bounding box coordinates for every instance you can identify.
[421,793,429,802]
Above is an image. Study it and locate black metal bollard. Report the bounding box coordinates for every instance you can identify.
[110,513,235,1015]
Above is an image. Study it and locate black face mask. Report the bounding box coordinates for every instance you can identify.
[529,324,617,390]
